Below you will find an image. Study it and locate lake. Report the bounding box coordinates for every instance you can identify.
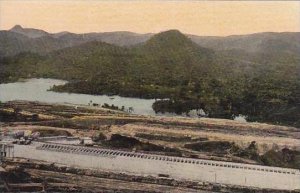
[0,78,156,115]
[0,78,247,121]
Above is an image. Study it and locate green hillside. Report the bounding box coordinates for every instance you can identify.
[0,30,299,127]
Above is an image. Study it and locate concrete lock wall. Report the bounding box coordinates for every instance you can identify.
[0,143,14,158]
[12,143,300,191]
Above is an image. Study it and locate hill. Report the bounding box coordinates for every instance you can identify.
[0,29,299,127]
[10,25,49,38]
[0,25,152,57]
[188,32,300,55]
[0,30,70,56]
[1,25,299,58]
[130,30,216,86]
[29,30,218,98]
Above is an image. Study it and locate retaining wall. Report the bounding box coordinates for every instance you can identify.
[0,143,14,158]
[10,143,300,191]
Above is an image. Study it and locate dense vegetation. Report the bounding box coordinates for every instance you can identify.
[0,30,299,127]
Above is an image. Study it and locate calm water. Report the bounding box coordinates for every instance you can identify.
[0,78,156,115]
[0,78,247,121]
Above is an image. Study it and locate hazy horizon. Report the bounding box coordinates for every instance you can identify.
[0,1,299,36]
[4,23,300,37]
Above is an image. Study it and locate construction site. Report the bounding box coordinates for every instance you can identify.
[0,101,300,192]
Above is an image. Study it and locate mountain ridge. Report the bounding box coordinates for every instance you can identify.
[1,25,299,57]
[10,25,49,38]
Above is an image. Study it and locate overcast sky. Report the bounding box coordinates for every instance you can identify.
[0,0,299,36]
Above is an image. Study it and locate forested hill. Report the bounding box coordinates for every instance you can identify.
[189,32,300,55]
[1,25,299,57]
[0,25,152,57]
[0,30,299,127]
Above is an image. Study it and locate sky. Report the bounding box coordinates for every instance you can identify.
[0,0,299,36]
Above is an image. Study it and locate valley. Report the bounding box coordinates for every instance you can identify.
[1,27,299,127]
[1,1,300,192]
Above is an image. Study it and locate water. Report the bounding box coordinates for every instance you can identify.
[0,78,156,115]
[0,78,247,122]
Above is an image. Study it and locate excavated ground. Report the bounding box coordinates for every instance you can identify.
[1,100,300,192]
